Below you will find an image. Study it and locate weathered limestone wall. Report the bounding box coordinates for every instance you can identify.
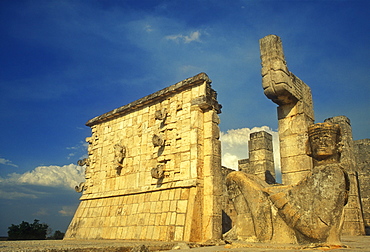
[238,131,275,184]
[65,73,222,242]
[221,166,236,235]
[354,139,370,233]
[325,116,365,236]
[259,35,314,185]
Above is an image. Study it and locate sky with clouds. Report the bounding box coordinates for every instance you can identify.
[0,0,369,236]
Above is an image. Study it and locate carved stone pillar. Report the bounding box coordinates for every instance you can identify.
[259,35,314,185]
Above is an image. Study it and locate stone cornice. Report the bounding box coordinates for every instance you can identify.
[79,178,198,200]
[86,72,211,126]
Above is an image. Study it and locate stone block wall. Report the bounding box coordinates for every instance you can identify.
[65,73,222,242]
[354,139,370,233]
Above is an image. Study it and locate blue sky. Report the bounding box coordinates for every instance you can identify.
[0,0,369,236]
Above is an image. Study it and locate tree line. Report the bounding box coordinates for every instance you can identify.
[7,219,64,240]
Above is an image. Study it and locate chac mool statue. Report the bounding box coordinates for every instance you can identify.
[225,122,349,246]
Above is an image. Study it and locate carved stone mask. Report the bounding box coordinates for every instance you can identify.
[114,144,126,164]
[152,134,164,147]
[155,109,166,120]
[151,165,164,179]
[307,123,341,161]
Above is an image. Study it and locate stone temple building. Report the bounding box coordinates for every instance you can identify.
[65,35,370,243]
[65,73,223,242]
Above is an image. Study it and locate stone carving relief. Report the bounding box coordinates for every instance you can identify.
[225,122,349,246]
[151,164,165,179]
[259,34,314,185]
[114,143,126,175]
[152,110,166,182]
[75,158,89,193]
[155,109,167,120]
[77,158,89,167]
[75,182,86,193]
[152,134,165,147]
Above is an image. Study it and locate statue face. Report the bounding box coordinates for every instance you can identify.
[309,131,338,160]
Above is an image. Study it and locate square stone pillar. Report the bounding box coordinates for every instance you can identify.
[238,131,275,184]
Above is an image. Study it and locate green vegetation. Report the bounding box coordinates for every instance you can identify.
[7,219,48,240]
[48,230,65,240]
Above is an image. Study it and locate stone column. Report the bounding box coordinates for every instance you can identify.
[259,35,314,185]
[187,81,223,242]
[354,139,370,234]
[238,131,275,184]
[202,108,222,241]
[325,116,365,235]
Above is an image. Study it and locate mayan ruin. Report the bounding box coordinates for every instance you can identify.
[64,35,370,248]
[65,73,223,242]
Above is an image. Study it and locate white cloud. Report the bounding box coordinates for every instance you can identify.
[222,152,240,169]
[33,208,49,216]
[184,31,201,43]
[59,205,77,216]
[221,126,281,174]
[1,164,85,190]
[165,34,183,41]
[66,141,89,160]
[144,24,153,32]
[0,157,18,167]
[166,30,201,43]
[0,189,38,200]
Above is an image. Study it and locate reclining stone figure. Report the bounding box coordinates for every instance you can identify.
[225,122,349,245]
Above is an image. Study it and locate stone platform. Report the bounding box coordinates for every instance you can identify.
[1,236,370,251]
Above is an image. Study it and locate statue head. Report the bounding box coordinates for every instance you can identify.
[307,122,341,164]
